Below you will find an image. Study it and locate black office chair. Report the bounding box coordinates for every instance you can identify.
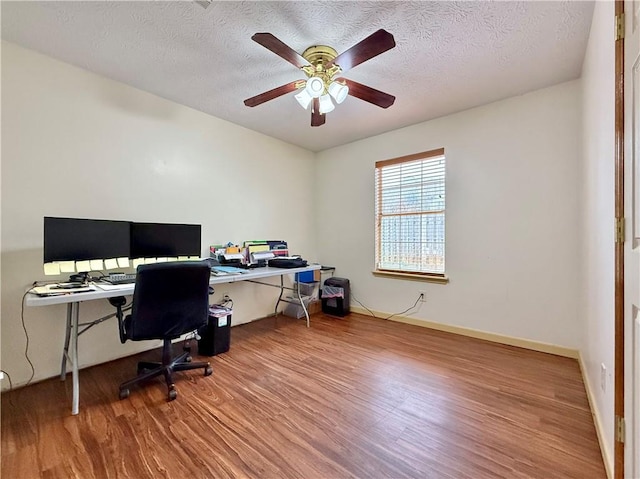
[110,261,213,401]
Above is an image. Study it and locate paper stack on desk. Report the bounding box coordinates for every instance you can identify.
[32,283,95,296]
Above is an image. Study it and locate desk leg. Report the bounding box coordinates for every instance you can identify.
[70,302,80,415]
[60,304,73,380]
[274,275,284,317]
[295,280,310,328]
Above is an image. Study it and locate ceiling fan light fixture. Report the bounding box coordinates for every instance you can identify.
[244,30,396,127]
[294,89,313,109]
[305,76,325,98]
[328,81,349,104]
[318,94,335,114]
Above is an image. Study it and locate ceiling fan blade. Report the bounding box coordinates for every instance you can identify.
[339,78,395,108]
[251,33,309,69]
[311,98,326,127]
[244,81,301,107]
[326,29,396,73]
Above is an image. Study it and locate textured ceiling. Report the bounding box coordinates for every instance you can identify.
[1,1,594,152]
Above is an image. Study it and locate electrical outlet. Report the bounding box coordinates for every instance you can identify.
[418,291,426,302]
[223,293,230,301]
[600,363,606,392]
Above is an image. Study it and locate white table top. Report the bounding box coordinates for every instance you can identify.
[26,264,321,307]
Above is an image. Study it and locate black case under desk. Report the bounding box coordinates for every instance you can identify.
[321,277,350,317]
[198,313,231,356]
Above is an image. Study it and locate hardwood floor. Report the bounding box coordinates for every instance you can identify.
[1,313,606,479]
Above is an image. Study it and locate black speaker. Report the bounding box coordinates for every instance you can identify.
[321,277,350,317]
[198,313,231,356]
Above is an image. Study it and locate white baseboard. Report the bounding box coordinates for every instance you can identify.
[578,353,613,479]
[350,306,579,358]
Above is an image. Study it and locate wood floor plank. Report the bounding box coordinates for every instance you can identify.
[1,313,606,478]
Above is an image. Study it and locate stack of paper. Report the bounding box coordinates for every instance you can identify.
[32,284,95,296]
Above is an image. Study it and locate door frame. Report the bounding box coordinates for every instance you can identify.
[614,1,625,478]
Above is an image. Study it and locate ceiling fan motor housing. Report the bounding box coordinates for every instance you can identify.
[301,45,342,89]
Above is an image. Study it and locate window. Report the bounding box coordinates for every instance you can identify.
[375,148,446,279]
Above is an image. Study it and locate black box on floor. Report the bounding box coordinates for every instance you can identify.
[198,309,231,356]
[321,277,350,317]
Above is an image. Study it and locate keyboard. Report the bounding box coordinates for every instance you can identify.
[103,273,137,285]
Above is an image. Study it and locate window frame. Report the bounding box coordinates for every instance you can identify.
[373,148,448,284]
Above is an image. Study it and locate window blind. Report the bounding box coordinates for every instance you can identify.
[375,148,446,275]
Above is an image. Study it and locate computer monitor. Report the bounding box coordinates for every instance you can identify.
[44,217,131,263]
[130,222,201,258]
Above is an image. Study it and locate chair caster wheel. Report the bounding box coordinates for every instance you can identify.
[204,366,213,376]
[119,388,130,400]
[168,389,177,401]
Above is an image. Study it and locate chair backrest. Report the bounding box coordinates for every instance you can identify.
[127,261,211,341]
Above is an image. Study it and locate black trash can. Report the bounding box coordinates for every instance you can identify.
[321,277,350,317]
[198,306,232,356]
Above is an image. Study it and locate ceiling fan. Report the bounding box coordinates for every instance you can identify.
[244,29,396,127]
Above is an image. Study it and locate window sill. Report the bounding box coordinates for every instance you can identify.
[372,270,449,284]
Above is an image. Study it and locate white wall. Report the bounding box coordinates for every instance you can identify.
[315,80,582,349]
[0,42,317,389]
[580,0,615,472]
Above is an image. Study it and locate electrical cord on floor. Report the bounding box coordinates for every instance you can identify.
[20,289,36,387]
[351,292,422,321]
[0,369,14,391]
[350,294,378,317]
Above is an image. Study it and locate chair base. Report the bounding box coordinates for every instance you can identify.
[119,338,212,401]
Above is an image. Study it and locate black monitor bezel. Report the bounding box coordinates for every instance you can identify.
[129,222,201,259]
[43,216,131,263]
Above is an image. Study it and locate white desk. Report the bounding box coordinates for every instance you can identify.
[25,264,321,415]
